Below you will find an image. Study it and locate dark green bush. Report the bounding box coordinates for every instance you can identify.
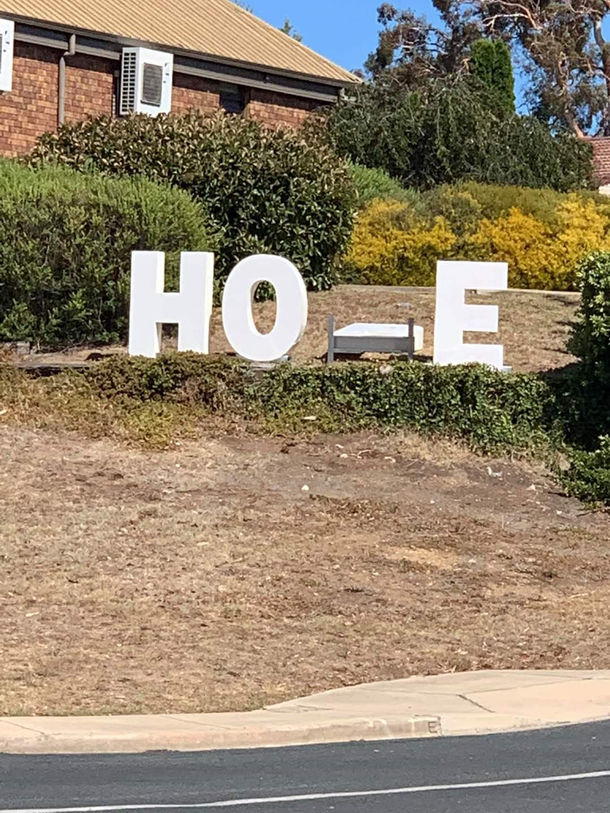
[321,76,593,192]
[0,159,217,347]
[569,252,610,383]
[470,38,515,116]
[29,112,356,293]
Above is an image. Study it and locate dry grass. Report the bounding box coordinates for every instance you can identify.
[0,285,601,718]
[13,286,580,374]
[1,424,609,717]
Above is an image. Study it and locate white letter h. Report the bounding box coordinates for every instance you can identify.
[128,251,214,358]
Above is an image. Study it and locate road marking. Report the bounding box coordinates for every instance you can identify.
[4,769,610,811]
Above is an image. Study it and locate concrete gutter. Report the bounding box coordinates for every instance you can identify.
[1,670,610,754]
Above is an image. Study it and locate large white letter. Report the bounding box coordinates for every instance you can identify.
[433,261,508,369]
[222,255,308,362]
[128,251,214,358]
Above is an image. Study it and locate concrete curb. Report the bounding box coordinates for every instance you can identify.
[2,670,610,755]
[0,715,441,755]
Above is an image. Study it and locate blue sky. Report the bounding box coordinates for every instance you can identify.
[248,1,533,108]
[248,0,438,73]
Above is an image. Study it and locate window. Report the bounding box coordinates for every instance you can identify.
[120,48,173,116]
[220,84,247,115]
[0,18,15,93]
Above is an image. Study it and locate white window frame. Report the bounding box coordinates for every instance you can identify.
[0,18,15,93]
[120,47,173,117]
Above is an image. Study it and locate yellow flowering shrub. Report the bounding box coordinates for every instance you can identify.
[468,199,610,290]
[344,199,456,286]
[466,210,562,289]
[344,189,610,291]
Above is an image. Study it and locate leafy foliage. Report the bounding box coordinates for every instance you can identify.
[562,437,610,504]
[322,77,593,192]
[366,1,610,137]
[470,38,515,115]
[365,1,482,83]
[344,199,456,286]
[0,159,217,347]
[29,112,356,294]
[475,0,610,136]
[280,18,303,42]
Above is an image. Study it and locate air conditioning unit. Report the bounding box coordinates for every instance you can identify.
[120,47,173,117]
[0,18,15,93]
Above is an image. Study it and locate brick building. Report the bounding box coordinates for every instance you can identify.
[0,0,358,157]
[590,138,610,195]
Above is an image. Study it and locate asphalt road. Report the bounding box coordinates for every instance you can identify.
[1,722,610,813]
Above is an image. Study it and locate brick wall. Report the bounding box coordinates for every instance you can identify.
[65,54,116,122]
[172,74,221,116]
[247,88,322,127]
[0,46,116,156]
[0,44,329,157]
[0,42,59,157]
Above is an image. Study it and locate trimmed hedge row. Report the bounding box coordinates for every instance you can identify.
[85,353,558,454]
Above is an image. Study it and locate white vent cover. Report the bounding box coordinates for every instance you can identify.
[0,19,15,93]
[120,47,173,116]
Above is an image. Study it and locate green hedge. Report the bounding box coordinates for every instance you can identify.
[86,353,558,454]
[29,112,356,294]
[0,160,218,347]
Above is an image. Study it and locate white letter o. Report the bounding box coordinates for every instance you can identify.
[222,255,308,362]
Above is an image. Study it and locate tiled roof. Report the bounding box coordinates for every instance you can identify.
[589,137,610,186]
[0,0,358,85]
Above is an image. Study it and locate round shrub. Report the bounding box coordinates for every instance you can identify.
[0,159,218,347]
[30,112,357,293]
